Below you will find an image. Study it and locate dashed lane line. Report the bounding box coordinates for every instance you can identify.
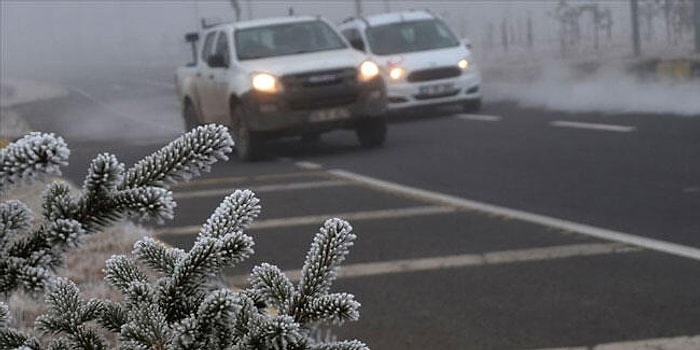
[328,169,700,262]
[550,121,636,133]
[172,180,348,199]
[153,205,456,236]
[226,243,639,284]
[455,113,503,122]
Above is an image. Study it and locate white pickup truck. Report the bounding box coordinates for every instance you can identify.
[175,16,388,160]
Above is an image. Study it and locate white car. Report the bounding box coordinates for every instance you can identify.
[175,16,388,160]
[338,10,481,113]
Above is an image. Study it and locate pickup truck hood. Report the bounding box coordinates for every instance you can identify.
[374,46,469,71]
[239,49,366,75]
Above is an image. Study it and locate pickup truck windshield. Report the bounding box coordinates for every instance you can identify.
[366,19,459,55]
[236,20,347,60]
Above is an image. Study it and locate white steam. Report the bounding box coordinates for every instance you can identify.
[484,61,700,117]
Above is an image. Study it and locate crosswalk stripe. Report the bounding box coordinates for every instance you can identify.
[227,243,639,285]
[153,206,455,236]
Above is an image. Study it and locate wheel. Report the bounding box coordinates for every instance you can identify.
[462,98,482,113]
[183,101,198,131]
[355,117,387,148]
[231,103,263,161]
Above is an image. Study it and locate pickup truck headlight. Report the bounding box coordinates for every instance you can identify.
[251,72,281,93]
[458,58,470,70]
[359,60,380,82]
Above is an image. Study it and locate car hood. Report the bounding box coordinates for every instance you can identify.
[239,49,367,75]
[374,46,469,71]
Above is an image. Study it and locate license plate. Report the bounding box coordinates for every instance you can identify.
[419,83,454,96]
[309,108,351,122]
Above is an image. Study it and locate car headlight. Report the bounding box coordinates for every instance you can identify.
[458,58,470,70]
[251,72,281,93]
[359,60,379,82]
[388,66,405,80]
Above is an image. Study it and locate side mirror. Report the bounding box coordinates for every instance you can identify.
[348,38,365,52]
[185,32,199,43]
[207,54,228,68]
[461,38,472,50]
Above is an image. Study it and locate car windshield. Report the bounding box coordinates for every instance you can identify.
[366,19,460,55]
[235,20,347,60]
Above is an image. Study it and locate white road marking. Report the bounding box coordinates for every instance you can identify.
[296,161,323,170]
[173,180,347,199]
[526,334,700,350]
[171,171,326,189]
[153,205,455,236]
[550,121,636,133]
[455,113,503,122]
[329,169,700,262]
[227,243,638,284]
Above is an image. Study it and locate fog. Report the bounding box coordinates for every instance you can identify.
[2,0,699,116]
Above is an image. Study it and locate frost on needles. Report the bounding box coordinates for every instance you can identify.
[0,125,369,350]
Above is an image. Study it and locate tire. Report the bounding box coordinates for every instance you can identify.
[355,117,387,148]
[462,98,482,113]
[183,101,198,131]
[231,102,263,161]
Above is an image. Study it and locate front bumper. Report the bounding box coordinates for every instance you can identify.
[385,69,481,111]
[240,76,386,136]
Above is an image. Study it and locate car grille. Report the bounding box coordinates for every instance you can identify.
[407,67,461,82]
[281,68,357,88]
[281,68,359,110]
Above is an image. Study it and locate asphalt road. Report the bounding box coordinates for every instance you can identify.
[11,64,700,349]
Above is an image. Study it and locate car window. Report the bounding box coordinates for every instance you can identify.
[235,20,347,60]
[214,30,230,66]
[366,19,460,55]
[201,31,217,64]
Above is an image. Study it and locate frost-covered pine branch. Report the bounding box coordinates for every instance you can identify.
[1,125,370,349]
[0,124,233,295]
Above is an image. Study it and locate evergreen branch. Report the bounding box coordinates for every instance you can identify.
[299,219,356,298]
[132,237,184,276]
[120,124,233,190]
[98,300,129,333]
[104,255,149,294]
[112,187,176,223]
[249,263,295,313]
[0,200,32,241]
[199,189,261,239]
[119,304,170,348]
[0,327,33,350]
[41,182,77,222]
[301,293,360,325]
[82,153,124,195]
[216,231,255,267]
[0,132,70,194]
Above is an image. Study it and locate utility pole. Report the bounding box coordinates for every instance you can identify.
[630,0,641,57]
[695,0,700,53]
[355,0,363,17]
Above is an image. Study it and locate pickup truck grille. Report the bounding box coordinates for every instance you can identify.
[407,67,461,82]
[281,68,359,110]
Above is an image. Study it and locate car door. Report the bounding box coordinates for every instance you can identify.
[197,30,218,122]
[210,30,233,126]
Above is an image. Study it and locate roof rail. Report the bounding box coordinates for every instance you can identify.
[341,16,370,27]
[201,17,224,29]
